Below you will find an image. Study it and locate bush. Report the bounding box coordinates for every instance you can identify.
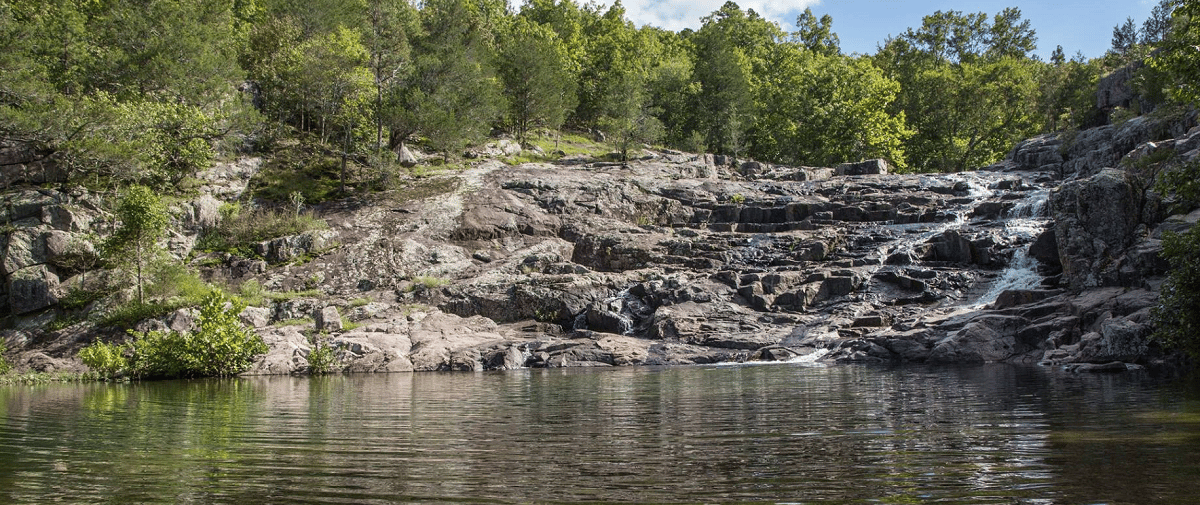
[306,334,337,375]
[79,341,128,378]
[84,292,268,379]
[0,341,12,375]
[1152,226,1200,358]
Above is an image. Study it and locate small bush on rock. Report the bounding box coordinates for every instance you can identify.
[81,292,267,379]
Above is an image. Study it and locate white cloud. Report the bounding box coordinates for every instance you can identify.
[615,0,822,32]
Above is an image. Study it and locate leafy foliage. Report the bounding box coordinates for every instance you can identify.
[497,16,577,144]
[875,8,1041,172]
[1149,0,1200,107]
[1152,225,1200,358]
[79,340,128,378]
[104,185,169,304]
[84,291,268,379]
[1149,1,1200,358]
[0,340,11,375]
[306,334,337,374]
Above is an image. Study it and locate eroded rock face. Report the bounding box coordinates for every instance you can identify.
[4,119,1198,376]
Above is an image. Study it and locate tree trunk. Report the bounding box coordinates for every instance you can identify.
[135,236,144,305]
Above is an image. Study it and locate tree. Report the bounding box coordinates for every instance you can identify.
[598,71,663,165]
[364,0,417,157]
[1142,0,1179,45]
[407,0,503,159]
[690,2,782,156]
[105,185,169,305]
[1150,0,1200,357]
[876,8,1041,172]
[793,7,839,56]
[752,47,910,169]
[1111,17,1138,56]
[986,7,1036,59]
[1148,0,1200,106]
[497,16,576,144]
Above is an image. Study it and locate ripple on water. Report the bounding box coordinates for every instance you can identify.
[0,366,1198,504]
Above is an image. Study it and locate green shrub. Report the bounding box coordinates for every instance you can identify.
[237,279,267,306]
[79,340,129,377]
[1152,226,1200,358]
[90,292,268,379]
[306,334,337,374]
[0,341,12,375]
[145,261,217,303]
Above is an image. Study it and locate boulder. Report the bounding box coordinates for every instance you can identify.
[314,306,343,332]
[239,306,273,328]
[396,144,419,167]
[253,229,338,264]
[2,228,47,275]
[8,264,60,314]
[835,159,890,176]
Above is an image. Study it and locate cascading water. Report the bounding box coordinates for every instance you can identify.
[971,189,1051,307]
[866,174,992,269]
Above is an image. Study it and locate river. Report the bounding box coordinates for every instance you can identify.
[2,364,1198,504]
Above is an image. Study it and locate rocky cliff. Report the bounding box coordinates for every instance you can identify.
[3,113,1199,376]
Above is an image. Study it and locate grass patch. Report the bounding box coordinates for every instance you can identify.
[196,203,328,256]
[274,317,314,328]
[405,276,450,293]
[250,138,349,204]
[47,316,83,332]
[98,299,190,329]
[526,131,609,159]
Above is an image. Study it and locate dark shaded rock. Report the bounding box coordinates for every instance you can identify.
[835,159,890,176]
[8,265,59,314]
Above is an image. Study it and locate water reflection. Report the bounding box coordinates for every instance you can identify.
[0,365,1197,504]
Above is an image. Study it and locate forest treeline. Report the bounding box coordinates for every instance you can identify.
[0,0,1193,193]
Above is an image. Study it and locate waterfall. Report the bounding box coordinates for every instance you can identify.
[971,190,1051,307]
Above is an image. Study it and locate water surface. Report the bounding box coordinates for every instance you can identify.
[2,364,1198,504]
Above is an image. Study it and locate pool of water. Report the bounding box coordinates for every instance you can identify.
[2,364,1198,504]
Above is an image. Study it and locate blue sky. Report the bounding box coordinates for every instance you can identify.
[609,0,1160,60]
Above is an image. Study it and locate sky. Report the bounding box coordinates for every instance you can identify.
[603,0,1162,60]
